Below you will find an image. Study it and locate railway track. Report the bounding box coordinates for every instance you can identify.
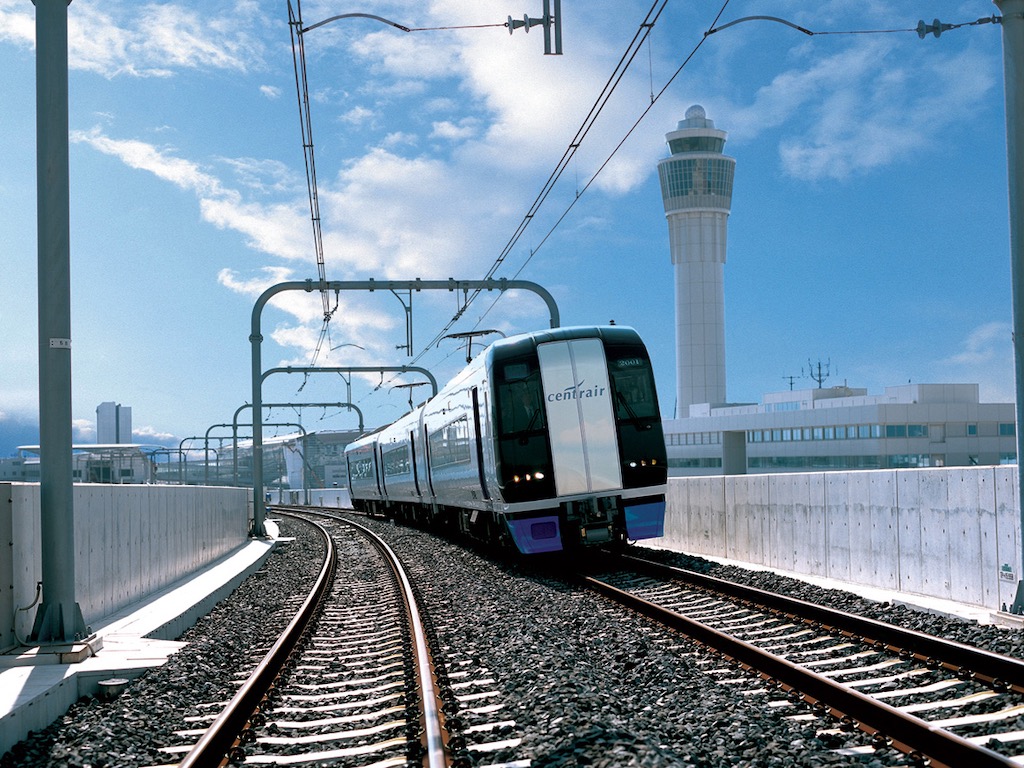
[582,553,1024,768]
[168,511,450,767]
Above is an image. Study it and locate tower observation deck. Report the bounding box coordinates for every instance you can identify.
[657,105,736,415]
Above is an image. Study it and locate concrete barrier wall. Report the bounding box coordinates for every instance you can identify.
[0,483,251,649]
[268,487,352,509]
[653,466,1021,612]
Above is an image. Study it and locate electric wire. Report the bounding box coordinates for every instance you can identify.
[289,0,333,369]
[463,0,732,336]
[460,7,998,336]
[409,0,673,365]
[290,5,998,421]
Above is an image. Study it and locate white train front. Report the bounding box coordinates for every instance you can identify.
[345,326,667,554]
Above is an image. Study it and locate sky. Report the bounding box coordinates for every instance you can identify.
[0,0,1016,457]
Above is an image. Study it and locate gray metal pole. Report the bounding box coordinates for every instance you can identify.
[996,0,1024,612]
[232,401,364,486]
[249,277,559,537]
[30,0,87,644]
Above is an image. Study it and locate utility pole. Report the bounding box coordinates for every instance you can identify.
[31,0,88,645]
[994,0,1024,612]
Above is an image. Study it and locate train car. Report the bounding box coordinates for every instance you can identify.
[346,326,667,554]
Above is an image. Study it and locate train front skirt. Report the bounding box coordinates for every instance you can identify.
[503,497,665,554]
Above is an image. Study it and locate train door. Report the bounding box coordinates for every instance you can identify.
[410,430,421,496]
[537,338,622,496]
[375,445,385,496]
[423,424,436,497]
[472,387,490,501]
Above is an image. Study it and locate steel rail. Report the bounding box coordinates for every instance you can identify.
[622,554,1024,692]
[178,512,336,767]
[585,574,1018,768]
[340,517,448,768]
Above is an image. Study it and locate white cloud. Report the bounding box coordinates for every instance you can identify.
[73,128,310,260]
[260,84,281,99]
[430,119,479,141]
[942,322,1011,367]
[726,37,995,181]
[341,105,375,125]
[0,1,271,78]
[0,4,33,48]
[72,127,225,195]
[72,419,95,442]
[937,321,1014,403]
[133,424,176,443]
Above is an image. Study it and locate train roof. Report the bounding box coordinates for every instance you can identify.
[486,325,643,360]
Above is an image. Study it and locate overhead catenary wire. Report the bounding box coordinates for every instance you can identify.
[298,4,999,416]
[286,3,558,384]
[456,6,1001,337]
[462,0,732,334]
[410,0,677,364]
[288,0,333,368]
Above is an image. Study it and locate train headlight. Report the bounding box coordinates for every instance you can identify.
[628,461,637,468]
[534,471,545,480]
[513,474,521,483]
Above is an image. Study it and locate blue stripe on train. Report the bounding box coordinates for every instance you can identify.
[506,515,563,554]
[625,500,665,540]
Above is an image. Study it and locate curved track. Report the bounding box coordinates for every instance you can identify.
[177,511,450,767]
[583,553,1024,768]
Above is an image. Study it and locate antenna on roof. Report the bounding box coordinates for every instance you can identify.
[805,358,832,389]
[782,373,802,391]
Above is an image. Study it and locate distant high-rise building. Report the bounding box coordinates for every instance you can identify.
[96,401,132,444]
[657,105,736,415]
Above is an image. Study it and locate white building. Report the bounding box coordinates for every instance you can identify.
[96,401,132,444]
[663,383,1016,475]
[656,109,1016,474]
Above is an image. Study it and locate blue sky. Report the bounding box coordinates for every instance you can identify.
[0,0,1015,456]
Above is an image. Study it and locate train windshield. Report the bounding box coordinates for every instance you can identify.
[606,348,659,423]
[496,360,546,436]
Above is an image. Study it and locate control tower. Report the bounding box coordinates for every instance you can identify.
[657,105,735,415]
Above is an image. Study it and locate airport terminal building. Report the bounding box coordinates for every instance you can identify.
[663,382,1016,476]
[657,108,1016,476]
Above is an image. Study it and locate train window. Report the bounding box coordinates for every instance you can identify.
[503,362,530,382]
[382,445,410,476]
[607,348,659,422]
[349,457,374,480]
[496,362,546,435]
[428,416,472,468]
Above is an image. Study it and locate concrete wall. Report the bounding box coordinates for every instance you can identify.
[0,483,251,649]
[652,465,1021,612]
[268,487,352,509]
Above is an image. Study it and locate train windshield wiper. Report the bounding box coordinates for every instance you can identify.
[616,391,650,431]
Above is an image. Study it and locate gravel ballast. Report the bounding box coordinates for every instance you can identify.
[3,513,1022,767]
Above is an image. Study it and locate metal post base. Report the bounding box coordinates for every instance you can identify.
[28,600,88,644]
[1006,580,1024,615]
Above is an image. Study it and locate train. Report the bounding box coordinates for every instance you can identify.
[345,325,667,554]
